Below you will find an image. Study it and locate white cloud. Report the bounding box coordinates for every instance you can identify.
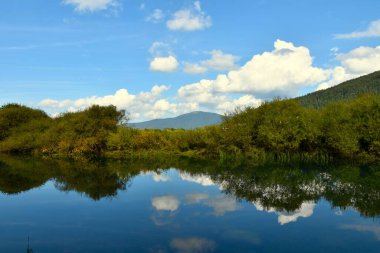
[152,195,180,211]
[170,237,216,253]
[337,45,380,74]
[316,67,356,91]
[184,63,208,74]
[178,40,328,101]
[149,41,173,57]
[150,56,179,72]
[146,9,165,23]
[167,1,212,31]
[335,19,380,39]
[202,50,239,71]
[184,50,240,74]
[62,0,119,12]
[317,45,380,90]
[216,95,262,112]
[39,85,195,121]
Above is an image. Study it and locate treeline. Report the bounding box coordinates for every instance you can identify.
[0,94,379,161]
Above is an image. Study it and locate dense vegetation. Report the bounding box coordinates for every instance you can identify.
[0,104,126,157]
[0,94,379,162]
[297,71,380,108]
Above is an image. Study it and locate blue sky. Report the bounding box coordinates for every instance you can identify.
[1,0,380,121]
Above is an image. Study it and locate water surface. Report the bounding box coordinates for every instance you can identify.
[0,156,379,252]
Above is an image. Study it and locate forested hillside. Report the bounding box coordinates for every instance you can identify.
[297,71,380,108]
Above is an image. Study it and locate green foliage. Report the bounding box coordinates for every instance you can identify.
[219,95,380,160]
[0,104,125,157]
[0,103,48,141]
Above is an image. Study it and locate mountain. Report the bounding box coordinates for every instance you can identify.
[130,111,223,130]
[296,70,380,108]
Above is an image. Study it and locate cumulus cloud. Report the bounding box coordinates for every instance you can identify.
[167,1,212,31]
[38,40,380,121]
[337,45,380,74]
[202,50,239,71]
[317,45,380,90]
[335,19,380,39]
[62,0,119,12]
[152,195,180,211]
[184,50,240,74]
[178,40,328,102]
[316,67,356,91]
[150,56,179,72]
[39,85,196,121]
[170,237,216,253]
[216,95,262,111]
[146,9,165,23]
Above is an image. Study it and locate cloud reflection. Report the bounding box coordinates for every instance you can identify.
[150,172,171,182]
[186,193,209,204]
[254,201,315,225]
[205,196,240,216]
[180,173,215,186]
[170,237,216,253]
[340,224,380,241]
[185,193,239,216]
[152,195,180,211]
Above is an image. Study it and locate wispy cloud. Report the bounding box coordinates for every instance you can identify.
[0,36,129,51]
[146,9,165,23]
[167,1,212,31]
[335,19,380,39]
[62,0,121,13]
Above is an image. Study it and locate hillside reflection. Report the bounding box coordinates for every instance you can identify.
[0,155,379,217]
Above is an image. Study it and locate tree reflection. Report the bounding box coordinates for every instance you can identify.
[0,155,379,217]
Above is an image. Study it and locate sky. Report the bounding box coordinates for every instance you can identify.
[1,0,380,121]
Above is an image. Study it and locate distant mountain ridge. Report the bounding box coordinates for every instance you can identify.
[296,71,380,108]
[130,111,222,130]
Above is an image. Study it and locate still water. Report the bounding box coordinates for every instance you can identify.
[0,155,379,252]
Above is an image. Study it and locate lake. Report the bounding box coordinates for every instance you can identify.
[0,155,379,253]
